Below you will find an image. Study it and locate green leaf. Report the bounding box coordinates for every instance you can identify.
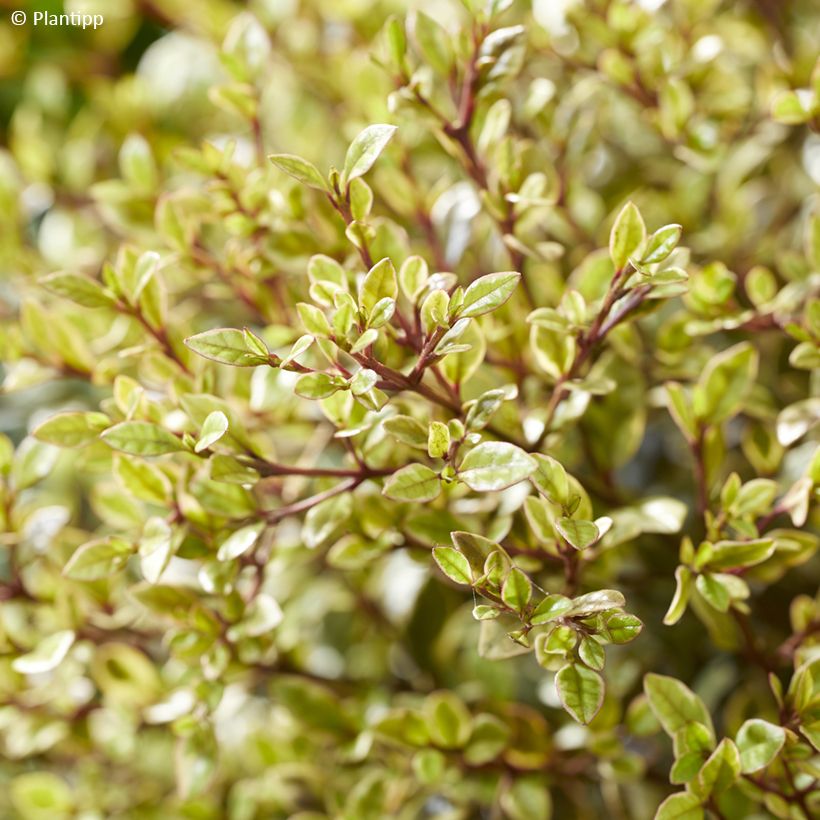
[695,573,730,612]
[693,738,740,798]
[464,713,510,765]
[383,415,428,448]
[673,721,715,764]
[209,454,260,486]
[412,11,453,75]
[294,372,345,399]
[789,340,820,369]
[184,328,270,366]
[438,325,482,386]
[732,480,777,517]
[350,368,378,396]
[458,442,537,492]
[578,636,605,670]
[702,538,774,571]
[450,532,506,575]
[411,749,446,785]
[359,257,398,315]
[539,624,576,659]
[39,271,117,308]
[530,325,576,379]
[555,663,604,724]
[12,439,59,491]
[399,255,429,300]
[375,709,430,747]
[777,398,820,446]
[501,567,532,612]
[465,388,511,431]
[139,517,174,584]
[120,132,157,188]
[555,518,599,550]
[477,99,511,155]
[609,201,646,270]
[297,302,332,338]
[342,124,397,185]
[735,719,785,773]
[642,224,682,264]
[269,153,329,190]
[664,566,693,626]
[114,455,172,504]
[12,630,75,675]
[349,176,374,221]
[432,546,473,585]
[63,537,134,580]
[605,612,643,644]
[499,776,552,820]
[482,550,510,588]
[693,342,758,425]
[427,421,450,459]
[643,673,714,738]
[424,691,472,749]
[128,250,160,303]
[433,317,471,355]
[366,297,395,329]
[195,411,229,453]
[382,463,441,502]
[665,382,697,441]
[529,454,570,505]
[459,272,520,318]
[309,253,347,289]
[384,15,407,69]
[349,328,378,354]
[565,589,625,617]
[420,289,449,333]
[531,593,572,624]
[102,422,188,456]
[210,83,257,118]
[472,604,500,620]
[654,791,704,820]
[33,411,109,448]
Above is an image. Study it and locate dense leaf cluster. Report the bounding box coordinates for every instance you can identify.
[0,0,818,818]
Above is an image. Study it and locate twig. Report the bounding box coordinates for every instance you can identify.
[265,477,361,523]
[533,268,643,449]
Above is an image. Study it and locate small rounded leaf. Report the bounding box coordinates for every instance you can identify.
[609,201,646,270]
[555,663,605,724]
[432,546,472,585]
[383,464,441,502]
[343,124,397,185]
[269,153,329,190]
[458,442,537,492]
[102,422,188,456]
[735,719,785,773]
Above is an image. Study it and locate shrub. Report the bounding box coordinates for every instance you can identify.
[0,1,819,818]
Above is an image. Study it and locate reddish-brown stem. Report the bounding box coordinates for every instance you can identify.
[408,27,536,306]
[265,477,361,523]
[691,428,709,523]
[534,268,641,449]
[254,460,394,480]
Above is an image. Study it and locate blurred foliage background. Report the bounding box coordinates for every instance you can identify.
[0,0,819,818]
